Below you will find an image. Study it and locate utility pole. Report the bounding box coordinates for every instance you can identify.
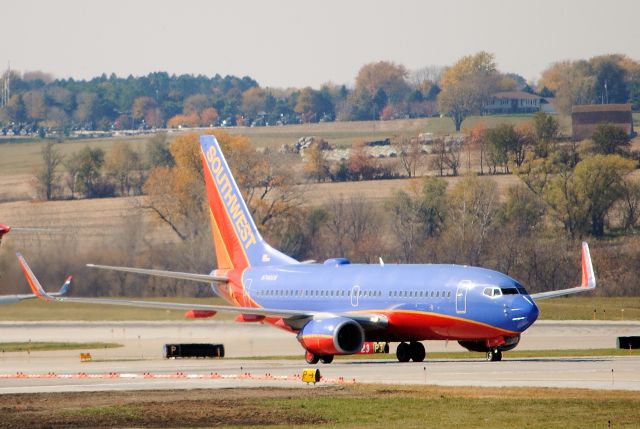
[1,62,10,107]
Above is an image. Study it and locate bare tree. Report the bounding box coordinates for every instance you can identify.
[394,135,425,178]
[35,141,63,200]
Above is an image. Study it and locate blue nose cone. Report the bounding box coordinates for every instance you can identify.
[510,295,539,331]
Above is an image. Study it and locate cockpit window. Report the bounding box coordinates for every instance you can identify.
[483,287,502,297]
[501,287,519,295]
[515,283,528,295]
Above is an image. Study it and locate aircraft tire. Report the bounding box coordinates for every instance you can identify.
[410,342,426,362]
[396,342,411,362]
[320,355,334,364]
[486,349,502,362]
[305,350,320,364]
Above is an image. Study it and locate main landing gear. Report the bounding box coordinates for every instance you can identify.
[486,349,502,362]
[396,342,426,362]
[305,350,334,364]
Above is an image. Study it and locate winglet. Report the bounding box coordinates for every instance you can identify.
[580,242,596,290]
[16,253,55,301]
[58,276,72,296]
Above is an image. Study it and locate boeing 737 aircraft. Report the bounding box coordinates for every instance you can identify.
[22,135,596,363]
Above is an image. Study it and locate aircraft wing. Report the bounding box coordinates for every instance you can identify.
[21,254,388,330]
[530,242,596,301]
[86,263,228,284]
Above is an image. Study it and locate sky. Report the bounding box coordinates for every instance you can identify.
[1,0,639,88]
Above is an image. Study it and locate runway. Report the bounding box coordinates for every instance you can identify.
[1,320,639,393]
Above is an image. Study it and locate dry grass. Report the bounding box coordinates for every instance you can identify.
[0,297,234,321]
[0,385,638,428]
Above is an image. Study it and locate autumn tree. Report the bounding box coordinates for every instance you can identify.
[542,155,635,236]
[355,61,410,104]
[132,97,156,122]
[146,132,174,168]
[496,185,546,235]
[591,123,630,156]
[618,178,640,231]
[23,90,47,123]
[105,141,144,196]
[532,112,559,158]
[67,147,107,198]
[241,87,267,118]
[485,124,531,173]
[464,122,487,174]
[294,87,334,122]
[35,141,63,200]
[303,142,331,182]
[143,133,207,240]
[438,52,500,131]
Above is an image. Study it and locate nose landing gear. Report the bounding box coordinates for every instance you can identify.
[486,349,503,361]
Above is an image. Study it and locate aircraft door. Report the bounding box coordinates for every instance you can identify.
[351,285,360,307]
[456,280,471,314]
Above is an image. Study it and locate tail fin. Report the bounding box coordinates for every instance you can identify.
[16,252,54,301]
[199,135,297,269]
[58,276,72,296]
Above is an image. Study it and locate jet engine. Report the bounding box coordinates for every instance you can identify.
[297,317,364,355]
[458,334,520,352]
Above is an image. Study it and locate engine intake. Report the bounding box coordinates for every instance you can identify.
[297,317,364,355]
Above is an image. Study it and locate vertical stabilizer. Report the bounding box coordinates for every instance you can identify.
[199,135,297,269]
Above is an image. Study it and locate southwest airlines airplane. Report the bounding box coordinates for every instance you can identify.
[21,135,596,363]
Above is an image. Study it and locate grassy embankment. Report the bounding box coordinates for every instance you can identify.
[0,296,637,321]
[2,386,639,428]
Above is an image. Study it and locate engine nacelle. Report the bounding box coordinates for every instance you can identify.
[297,317,364,355]
[458,335,520,352]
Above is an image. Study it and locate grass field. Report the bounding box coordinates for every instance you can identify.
[536,296,640,321]
[0,341,121,352]
[0,115,544,177]
[0,296,637,321]
[0,297,234,321]
[2,385,638,428]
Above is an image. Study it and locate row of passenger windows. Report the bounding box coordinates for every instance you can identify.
[255,289,452,299]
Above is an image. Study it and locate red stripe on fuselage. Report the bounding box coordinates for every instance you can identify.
[376,310,517,341]
[262,308,518,342]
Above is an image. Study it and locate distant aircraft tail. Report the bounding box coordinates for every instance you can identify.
[199,135,297,269]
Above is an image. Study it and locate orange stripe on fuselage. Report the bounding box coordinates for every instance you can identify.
[200,150,250,269]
